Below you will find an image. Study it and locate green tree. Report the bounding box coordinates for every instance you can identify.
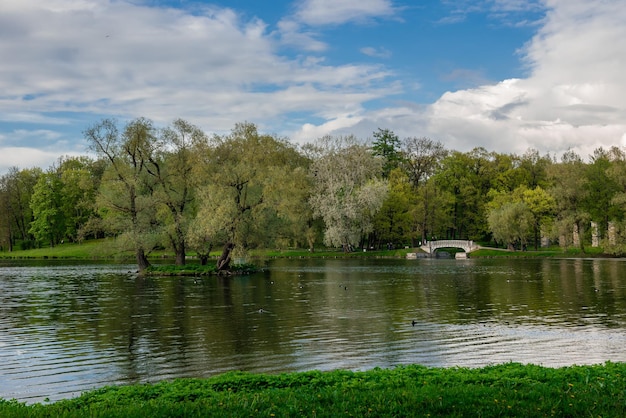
[371,128,402,178]
[28,156,101,247]
[58,156,102,242]
[518,148,553,189]
[400,136,448,243]
[147,119,207,265]
[372,168,414,247]
[547,150,589,251]
[582,147,623,236]
[0,167,41,249]
[434,148,495,240]
[192,122,310,269]
[29,170,64,246]
[487,201,533,250]
[521,186,557,250]
[84,118,157,272]
[487,185,556,250]
[401,136,447,188]
[308,135,388,251]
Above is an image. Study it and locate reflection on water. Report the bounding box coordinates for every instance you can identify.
[2,258,626,403]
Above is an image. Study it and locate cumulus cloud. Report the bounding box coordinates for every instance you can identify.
[0,0,392,124]
[2,0,625,173]
[0,147,82,173]
[303,0,626,159]
[0,0,397,171]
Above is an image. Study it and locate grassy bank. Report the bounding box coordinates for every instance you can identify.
[1,362,625,417]
[0,240,416,261]
[471,246,607,258]
[0,239,111,260]
[0,239,610,262]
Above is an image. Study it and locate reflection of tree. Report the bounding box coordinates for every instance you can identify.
[5,259,626,396]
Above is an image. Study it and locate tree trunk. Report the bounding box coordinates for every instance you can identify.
[175,241,185,266]
[172,225,186,266]
[136,248,151,272]
[196,244,212,266]
[217,242,235,271]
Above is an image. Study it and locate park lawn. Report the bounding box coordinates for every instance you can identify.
[0,239,610,263]
[0,239,106,259]
[0,239,187,261]
[0,240,416,261]
[1,362,625,417]
[471,245,607,258]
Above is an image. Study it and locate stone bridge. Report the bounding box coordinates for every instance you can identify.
[419,240,479,254]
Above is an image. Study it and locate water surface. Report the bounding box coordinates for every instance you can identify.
[2,257,626,403]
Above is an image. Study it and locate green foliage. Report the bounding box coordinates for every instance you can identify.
[146,262,257,276]
[7,118,626,260]
[371,128,402,178]
[3,363,626,417]
[308,135,388,250]
[191,122,311,258]
[29,171,64,246]
[372,168,414,245]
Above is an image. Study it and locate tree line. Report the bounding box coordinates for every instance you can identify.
[2,118,626,271]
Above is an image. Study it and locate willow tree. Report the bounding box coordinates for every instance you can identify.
[147,119,207,265]
[308,135,388,251]
[84,118,157,272]
[191,122,310,270]
[487,201,533,250]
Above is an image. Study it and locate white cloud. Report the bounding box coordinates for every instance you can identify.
[276,19,327,51]
[293,0,396,26]
[298,0,626,160]
[0,147,83,174]
[0,0,395,138]
[360,46,392,59]
[2,0,625,173]
[277,0,399,55]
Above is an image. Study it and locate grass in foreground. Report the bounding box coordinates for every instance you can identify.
[2,362,625,417]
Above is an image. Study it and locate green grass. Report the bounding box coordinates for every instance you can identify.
[0,241,417,261]
[146,262,258,276]
[471,245,609,258]
[254,247,415,259]
[0,239,613,262]
[0,239,108,259]
[2,362,625,417]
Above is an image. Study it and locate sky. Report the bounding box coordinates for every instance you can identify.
[1,0,625,173]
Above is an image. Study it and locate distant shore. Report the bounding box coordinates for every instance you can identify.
[0,238,613,262]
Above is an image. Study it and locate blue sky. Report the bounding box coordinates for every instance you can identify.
[1,0,625,173]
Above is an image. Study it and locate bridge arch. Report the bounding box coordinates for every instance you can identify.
[419,240,479,254]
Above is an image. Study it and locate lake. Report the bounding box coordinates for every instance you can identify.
[1,257,626,403]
